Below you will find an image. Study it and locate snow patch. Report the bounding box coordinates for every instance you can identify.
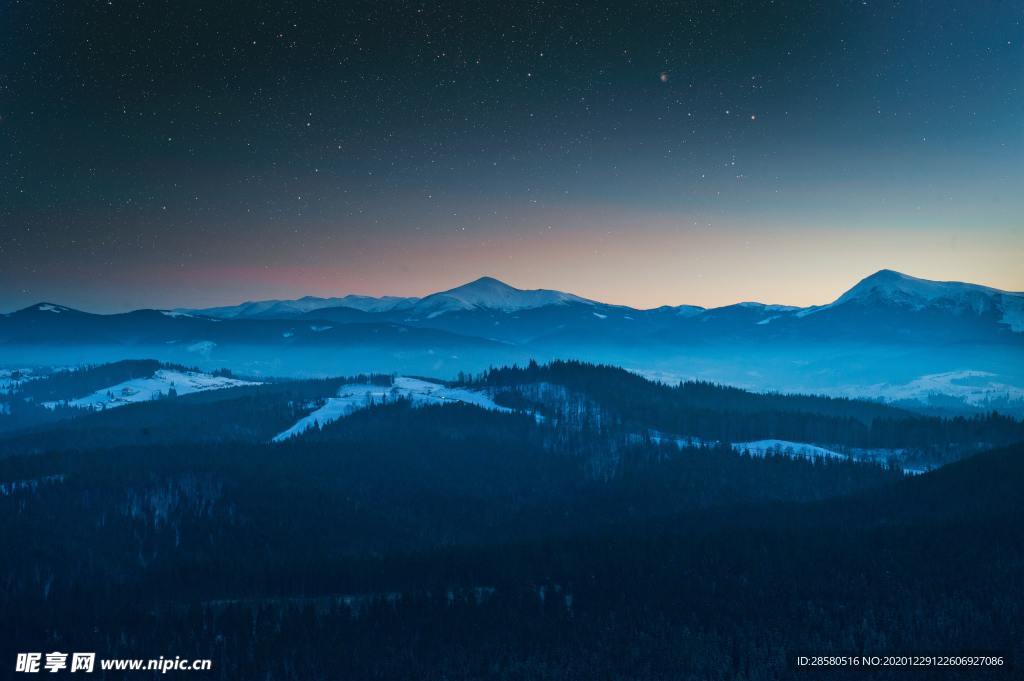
[834,370,1024,408]
[187,340,216,355]
[43,370,258,411]
[272,376,512,442]
[188,295,419,319]
[732,439,847,461]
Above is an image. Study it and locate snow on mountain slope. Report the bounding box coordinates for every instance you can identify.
[410,277,594,316]
[42,370,258,410]
[35,304,73,314]
[8,303,83,317]
[188,294,418,319]
[798,269,1024,330]
[834,269,996,307]
[272,376,512,441]
[333,295,420,313]
[24,269,1021,334]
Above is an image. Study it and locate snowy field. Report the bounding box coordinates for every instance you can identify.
[835,370,1024,408]
[632,365,1024,416]
[273,376,511,442]
[649,433,847,462]
[729,439,926,474]
[731,439,847,460]
[42,369,258,410]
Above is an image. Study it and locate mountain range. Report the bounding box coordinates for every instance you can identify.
[174,269,1023,339]
[2,270,1022,413]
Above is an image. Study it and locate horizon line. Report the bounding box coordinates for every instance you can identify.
[5,268,1020,316]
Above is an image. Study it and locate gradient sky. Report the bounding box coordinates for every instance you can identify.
[2,0,1022,312]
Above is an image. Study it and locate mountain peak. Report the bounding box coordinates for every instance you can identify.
[861,268,910,282]
[456,276,518,292]
[819,269,1022,327]
[839,270,979,306]
[17,303,80,315]
[413,276,593,315]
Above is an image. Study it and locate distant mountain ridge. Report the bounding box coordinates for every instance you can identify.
[188,293,419,318]
[408,276,596,316]
[177,276,600,320]
[4,269,1023,349]
[2,270,1022,415]
[163,269,1023,330]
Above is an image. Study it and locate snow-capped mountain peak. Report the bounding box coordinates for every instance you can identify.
[16,303,81,316]
[835,269,1018,309]
[410,276,594,315]
[837,269,990,307]
[797,269,1024,331]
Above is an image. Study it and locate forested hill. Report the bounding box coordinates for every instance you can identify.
[0,375,387,456]
[0,412,1019,680]
[10,359,175,403]
[469,360,1024,455]
[0,359,1020,679]
[475,360,914,422]
[2,359,1023,467]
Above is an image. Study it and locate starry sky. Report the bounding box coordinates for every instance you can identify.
[2,0,1022,312]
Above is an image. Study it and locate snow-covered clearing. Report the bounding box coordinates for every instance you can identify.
[731,439,847,460]
[834,370,1024,408]
[42,370,257,410]
[272,376,512,442]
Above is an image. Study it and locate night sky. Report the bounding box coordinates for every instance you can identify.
[2,0,1021,312]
